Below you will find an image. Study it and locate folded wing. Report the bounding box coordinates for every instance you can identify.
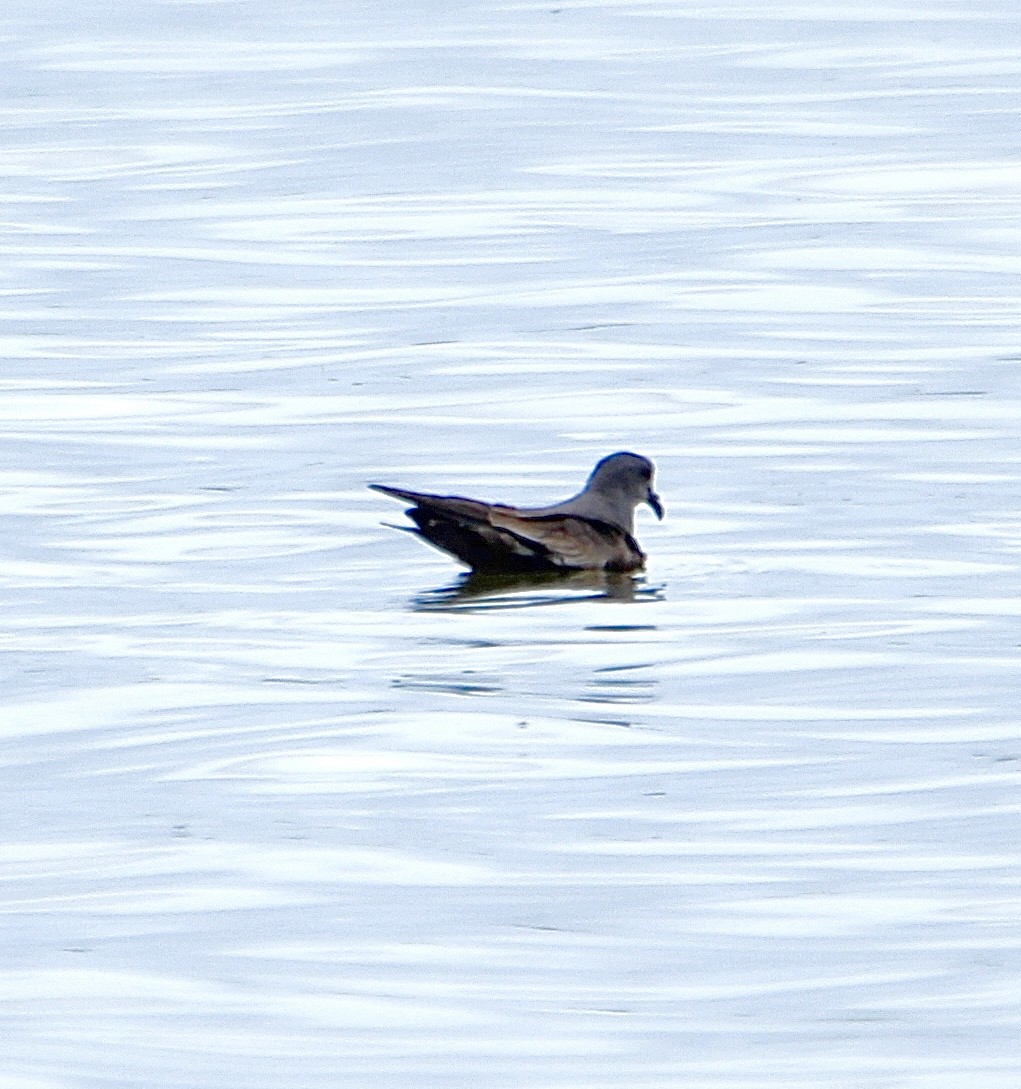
[489,510,645,572]
[370,485,645,573]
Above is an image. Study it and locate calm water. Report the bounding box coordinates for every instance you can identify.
[3,2,1021,1086]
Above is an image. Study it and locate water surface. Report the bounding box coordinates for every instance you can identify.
[2,1,1021,1086]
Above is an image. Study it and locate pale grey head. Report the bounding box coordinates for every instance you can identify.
[548,451,663,534]
[588,451,663,516]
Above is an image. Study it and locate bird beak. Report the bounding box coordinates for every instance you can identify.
[647,490,664,520]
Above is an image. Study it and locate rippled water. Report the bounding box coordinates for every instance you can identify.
[3,2,1021,1086]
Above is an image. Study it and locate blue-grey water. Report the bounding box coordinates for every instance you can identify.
[2,2,1021,1086]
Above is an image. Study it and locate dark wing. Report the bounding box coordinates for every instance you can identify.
[370,485,646,573]
[490,511,646,572]
[369,484,492,521]
[370,485,562,572]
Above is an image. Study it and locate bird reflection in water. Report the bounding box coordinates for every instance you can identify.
[413,568,665,611]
